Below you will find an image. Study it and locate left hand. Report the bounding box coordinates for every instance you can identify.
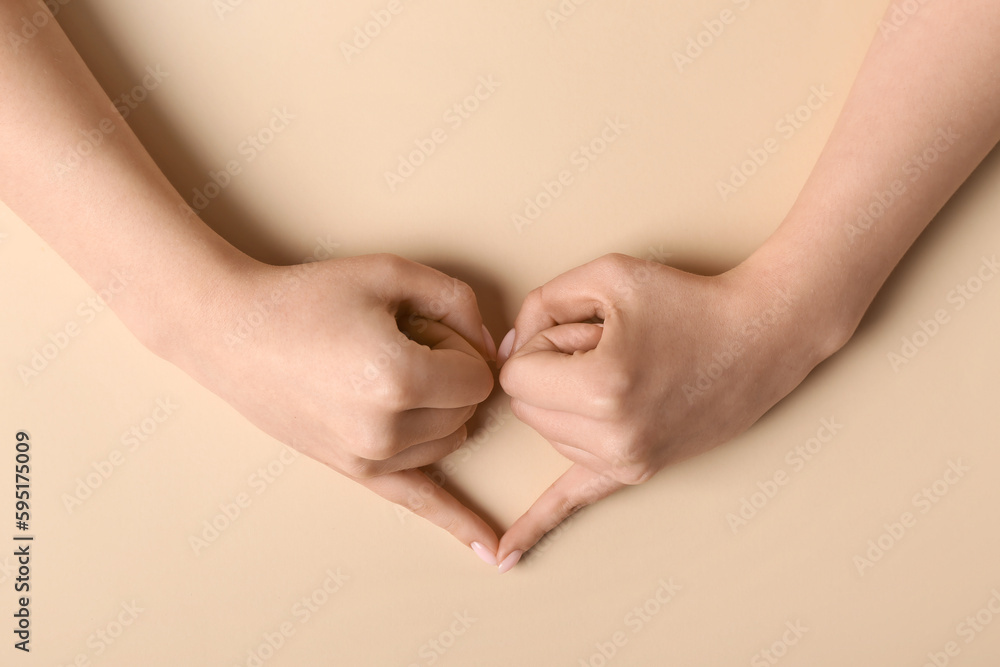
[494,253,839,569]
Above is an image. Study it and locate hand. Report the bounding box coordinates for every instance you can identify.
[494,253,840,566]
[163,253,500,557]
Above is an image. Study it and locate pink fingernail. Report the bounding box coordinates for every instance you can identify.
[481,324,497,361]
[471,541,497,566]
[497,328,515,365]
[497,550,523,574]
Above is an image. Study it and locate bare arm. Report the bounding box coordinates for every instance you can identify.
[496,0,1000,568]
[0,1,243,351]
[0,0,501,563]
[746,0,1000,344]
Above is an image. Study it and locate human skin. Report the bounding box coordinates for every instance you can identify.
[3,1,998,575]
[0,1,502,561]
[495,0,1000,571]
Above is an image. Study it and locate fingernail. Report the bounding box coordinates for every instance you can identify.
[471,541,497,566]
[481,324,497,361]
[497,550,523,574]
[497,328,515,365]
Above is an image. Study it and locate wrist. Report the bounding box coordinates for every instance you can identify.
[126,221,263,364]
[730,234,862,368]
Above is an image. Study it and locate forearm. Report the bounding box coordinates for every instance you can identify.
[742,0,1000,355]
[0,0,253,355]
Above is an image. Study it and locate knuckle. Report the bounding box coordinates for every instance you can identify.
[443,434,467,458]
[507,398,532,425]
[497,365,515,394]
[345,456,381,479]
[590,366,634,418]
[375,373,418,413]
[433,512,461,536]
[599,253,643,294]
[556,499,586,523]
[611,460,655,486]
[470,367,495,403]
[451,420,472,444]
[352,424,399,461]
[602,251,629,263]
[404,486,456,532]
[602,432,655,485]
[558,498,587,517]
[404,488,431,515]
[521,287,546,313]
[599,252,633,272]
[449,279,476,308]
[424,277,475,321]
[372,252,408,276]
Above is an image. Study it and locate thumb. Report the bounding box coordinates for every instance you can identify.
[357,469,500,566]
[499,323,603,409]
[496,464,624,573]
[503,255,625,361]
[375,256,494,361]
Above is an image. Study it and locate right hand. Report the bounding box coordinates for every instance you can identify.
[164,253,500,560]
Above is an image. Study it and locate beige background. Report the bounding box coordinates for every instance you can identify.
[2,0,1000,665]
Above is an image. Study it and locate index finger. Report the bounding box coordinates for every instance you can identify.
[496,464,624,572]
[357,469,500,564]
[508,255,627,355]
[376,255,493,361]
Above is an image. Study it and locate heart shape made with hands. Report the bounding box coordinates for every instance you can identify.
[385,318,625,575]
[397,252,703,573]
[363,251,787,573]
[350,256,635,574]
[488,321,627,572]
